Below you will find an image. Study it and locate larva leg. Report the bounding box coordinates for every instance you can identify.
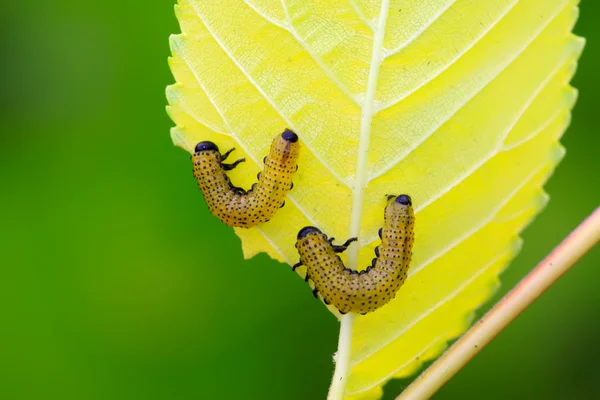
[331,237,358,253]
[221,147,235,161]
[222,158,246,171]
[231,186,246,195]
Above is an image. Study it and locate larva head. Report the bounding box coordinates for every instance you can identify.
[192,141,223,167]
[281,129,299,143]
[385,194,414,221]
[297,226,321,239]
[194,141,219,154]
[295,226,330,256]
[395,194,412,206]
[270,129,300,162]
[386,194,412,206]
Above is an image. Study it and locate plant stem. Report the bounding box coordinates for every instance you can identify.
[328,313,357,400]
[396,207,600,400]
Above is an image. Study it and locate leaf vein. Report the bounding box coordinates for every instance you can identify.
[257,226,293,264]
[242,0,288,30]
[376,0,519,113]
[362,105,560,249]
[348,249,510,386]
[383,0,457,59]
[347,0,375,32]
[402,164,545,281]
[167,86,229,136]
[279,0,362,107]
[178,54,320,241]
[369,0,566,182]
[347,0,391,270]
[361,49,574,248]
[188,4,352,189]
[348,333,446,395]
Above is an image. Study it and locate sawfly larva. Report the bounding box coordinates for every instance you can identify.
[192,129,299,228]
[294,194,414,314]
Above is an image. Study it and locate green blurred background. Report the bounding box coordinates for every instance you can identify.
[1,1,598,399]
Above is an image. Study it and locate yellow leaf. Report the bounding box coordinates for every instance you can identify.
[166,0,583,398]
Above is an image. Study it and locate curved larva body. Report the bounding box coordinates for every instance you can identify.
[294,195,415,314]
[192,130,299,228]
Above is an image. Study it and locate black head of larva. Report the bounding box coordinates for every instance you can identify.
[396,194,412,206]
[195,141,219,153]
[281,129,298,143]
[297,226,321,239]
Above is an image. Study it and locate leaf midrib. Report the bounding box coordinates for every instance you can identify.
[348,0,391,270]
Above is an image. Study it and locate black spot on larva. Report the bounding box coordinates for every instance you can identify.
[378,227,383,239]
[195,141,219,153]
[281,129,298,142]
[297,226,321,239]
[396,194,412,206]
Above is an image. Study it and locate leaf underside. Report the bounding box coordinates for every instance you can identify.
[167,0,583,398]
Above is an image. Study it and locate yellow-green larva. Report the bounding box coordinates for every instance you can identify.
[294,195,415,314]
[192,129,300,228]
